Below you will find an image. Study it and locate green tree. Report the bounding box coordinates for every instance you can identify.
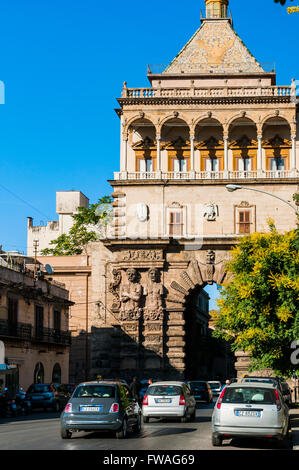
[41,196,112,256]
[212,222,299,377]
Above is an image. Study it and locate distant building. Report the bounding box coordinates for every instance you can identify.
[0,251,73,394]
[27,191,89,256]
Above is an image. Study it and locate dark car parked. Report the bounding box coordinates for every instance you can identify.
[26,383,71,412]
[188,381,213,404]
[60,381,142,439]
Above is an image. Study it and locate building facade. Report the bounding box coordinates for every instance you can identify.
[27,191,89,257]
[0,253,73,393]
[34,0,298,381]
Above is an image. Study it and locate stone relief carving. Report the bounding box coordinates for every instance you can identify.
[120,250,163,261]
[203,203,219,221]
[109,269,122,311]
[119,268,143,321]
[144,268,164,321]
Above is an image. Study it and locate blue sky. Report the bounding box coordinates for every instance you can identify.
[0,0,298,254]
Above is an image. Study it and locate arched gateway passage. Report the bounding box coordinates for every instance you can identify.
[98,246,235,382]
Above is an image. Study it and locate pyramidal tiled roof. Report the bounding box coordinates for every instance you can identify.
[164,20,264,74]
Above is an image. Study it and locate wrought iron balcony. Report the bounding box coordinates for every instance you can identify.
[33,327,72,346]
[0,320,32,341]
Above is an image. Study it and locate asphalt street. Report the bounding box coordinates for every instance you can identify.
[0,401,294,451]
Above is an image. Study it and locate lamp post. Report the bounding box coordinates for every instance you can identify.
[226,184,299,215]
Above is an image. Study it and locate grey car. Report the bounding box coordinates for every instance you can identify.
[60,381,142,439]
[212,382,290,448]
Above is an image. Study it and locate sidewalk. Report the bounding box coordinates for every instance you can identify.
[290,408,299,450]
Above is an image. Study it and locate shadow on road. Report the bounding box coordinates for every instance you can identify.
[0,410,61,425]
[223,437,292,451]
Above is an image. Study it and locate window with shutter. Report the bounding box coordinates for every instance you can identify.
[239,210,251,234]
[169,211,183,236]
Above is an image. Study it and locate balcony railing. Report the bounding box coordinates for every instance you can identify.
[121,85,293,99]
[114,170,299,181]
[0,320,32,341]
[33,327,72,346]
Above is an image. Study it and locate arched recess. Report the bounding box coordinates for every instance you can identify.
[160,117,191,172]
[127,117,157,173]
[228,116,258,174]
[194,117,224,172]
[34,362,44,384]
[262,116,291,172]
[52,363,62,384]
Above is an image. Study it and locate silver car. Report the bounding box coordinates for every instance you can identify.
[212,382,290,448]
[60,381,142,439]
[142,381,196,423]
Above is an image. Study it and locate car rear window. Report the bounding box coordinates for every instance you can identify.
[73,385,116,399]
[209,382,221,388]
[28,385,52,393]
[222,387,276,405]
[189,382,206,391]
[147,385,183,396]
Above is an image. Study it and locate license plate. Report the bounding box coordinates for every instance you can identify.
[80,405,102,412]
[155,398,172,404]
[32,396,43,400]
[235,410,261,418]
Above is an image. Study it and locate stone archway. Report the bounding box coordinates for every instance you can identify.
[100,242,233,381]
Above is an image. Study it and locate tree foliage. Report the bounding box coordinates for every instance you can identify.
[213,222,299,377]
[41,196,112,256]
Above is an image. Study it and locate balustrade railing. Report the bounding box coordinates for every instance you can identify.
[114,170,298,181]
[122,85,293,99]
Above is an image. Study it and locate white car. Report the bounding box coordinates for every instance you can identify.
[142,381,196,423]
[212,382,290,448]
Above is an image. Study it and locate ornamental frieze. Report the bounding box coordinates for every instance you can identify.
[120,250,163,262]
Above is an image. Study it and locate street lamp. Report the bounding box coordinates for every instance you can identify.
[226,184,299,215]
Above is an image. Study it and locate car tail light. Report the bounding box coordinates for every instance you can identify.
[274,390,281,411]
[179,395,186,406]
[143,395,148,406]
[109,403,119,413]
[217,388,226,409]
[65,403,72,413]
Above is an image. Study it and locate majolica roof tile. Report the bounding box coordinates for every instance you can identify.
[165,20,264,74]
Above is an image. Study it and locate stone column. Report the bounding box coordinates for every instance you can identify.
[223,134,229,178]
[190,134,195,178]
[156,136,161,178]
[121,136,128,178]
[165,309,186,380]
[291,134,297,171]
[257,133,263,177]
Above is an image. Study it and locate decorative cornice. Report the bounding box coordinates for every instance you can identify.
[117,95,293,108]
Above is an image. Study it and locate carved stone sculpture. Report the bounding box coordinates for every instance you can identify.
[119,268,143,321]
[203,203,219,221]
[144,268,164,321]
[205,250,215,284]
[109,269,122,311]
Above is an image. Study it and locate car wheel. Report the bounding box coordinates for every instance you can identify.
[212,433,223,447]
[61,428,72,439]
[181,413,188,423]
[133,414,142,434]
[53,401,60,412]
[116,418,128,439]
[143,416,149,424]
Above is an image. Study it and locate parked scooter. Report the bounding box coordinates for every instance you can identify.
[15,388,31,415]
